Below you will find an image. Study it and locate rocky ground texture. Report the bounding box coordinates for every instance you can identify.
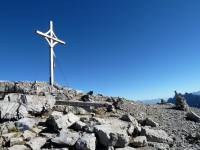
[0,81,200,150]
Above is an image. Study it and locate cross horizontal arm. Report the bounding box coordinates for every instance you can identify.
[35,30,65,45]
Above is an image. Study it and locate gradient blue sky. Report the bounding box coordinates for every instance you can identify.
[1,0,200,100]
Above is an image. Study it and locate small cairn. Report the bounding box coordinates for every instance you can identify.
[174,91,189,111]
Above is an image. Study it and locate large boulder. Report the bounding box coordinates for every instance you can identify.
[0,102,28,120]
[51,129,80,147]
[76,133,96,150]
[144,118,159,127]
[141,127,173,144]
[186,111,200,122]
[174,91,189,111]
[94,124,129,147]
[46,111,79,131]
[16,118,36,131]
[22,95,56,114]
[26,137,46,150]
[131,136,147,147]
[121,113,139,126]
[0,81,15,93]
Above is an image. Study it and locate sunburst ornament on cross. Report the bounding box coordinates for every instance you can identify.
[36,21,65,86]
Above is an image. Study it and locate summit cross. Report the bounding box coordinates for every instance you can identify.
[36,21,65,86]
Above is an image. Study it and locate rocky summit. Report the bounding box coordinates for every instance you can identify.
[0,81,200,150]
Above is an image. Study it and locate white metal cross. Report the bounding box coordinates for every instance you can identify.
[36,21,65,86]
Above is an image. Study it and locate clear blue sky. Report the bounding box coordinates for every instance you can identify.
[1,0,200,100]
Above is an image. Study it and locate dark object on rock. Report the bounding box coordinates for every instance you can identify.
[186,111,200,122]
[81,95,92,102]
[174,91,189,111]
[161,99,166,104]
[87,91,93,95]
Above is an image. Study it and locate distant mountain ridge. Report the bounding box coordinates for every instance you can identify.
[167,91,200,108]
[137,98,164,104]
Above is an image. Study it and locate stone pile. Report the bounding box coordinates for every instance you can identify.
[0,81,199,149]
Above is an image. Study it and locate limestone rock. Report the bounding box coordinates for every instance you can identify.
[73,121,86,130]
[76,133,96,150]
[10,137,23,146]
[0,81,15,93]
[174,91,189,111]
[26,137,46,150]
[22,130,36,140]
[2,133,18,143]
[145,118,159,127]
[16,118,36,131]
[0,121,16,134]
[46,111,79,131]
[7,145,28,150]
[121,113,139,126]
[65,106,90,115]
[186,111,200,122]
[0,102,28,120]
[94,124,129,147]
[22,95,55,114]
[115,147,136,150]
[131,136,147,147]
[51,129,80,146]
[141,127,173,144]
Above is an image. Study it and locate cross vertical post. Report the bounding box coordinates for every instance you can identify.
[36,21,65,86]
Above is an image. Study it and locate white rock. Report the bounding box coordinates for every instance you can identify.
[76,133,96,150]
[131,136,147,147]
[94,124,129,147]
[8,145,28,150]
[26,137,46,150]
[10,137,23,146]
[23,130,36,140]
[23,95,55,114]
[121,114,139,126]
[16,118,36,131]
[115,147,136,150]
[0,102,28,120]
[46,111,79,131]
[145,118,159,127]
[51,129,80,146]
[2,133,18,142]
[141,127,173,144]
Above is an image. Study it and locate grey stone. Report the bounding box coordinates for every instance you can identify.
[174,91,189,111]
[94,124,129,147]
[65,106,90,115]
[22,130,36,140]
[8,145,28,150]
[127,124,134,135]
[75,89,84,95]
[51,129,80,146]
[26,137,46,150]
[186,111,200,122]
[131,136,147,147]
[115,147,136,150]
[121,113,139,126]
[80,116,90,123]
[0,81,15,93]
[16,118,36,131]
[0,102,28,120]
[22,95,56,114]
[141,127,173,144]
[10,137,23,146]
[46,111,79,131]
[145,118,159,127]
[76,133,96,150]
[0,121,16,134]
[2,133,17,143]
[73,121,86,130]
